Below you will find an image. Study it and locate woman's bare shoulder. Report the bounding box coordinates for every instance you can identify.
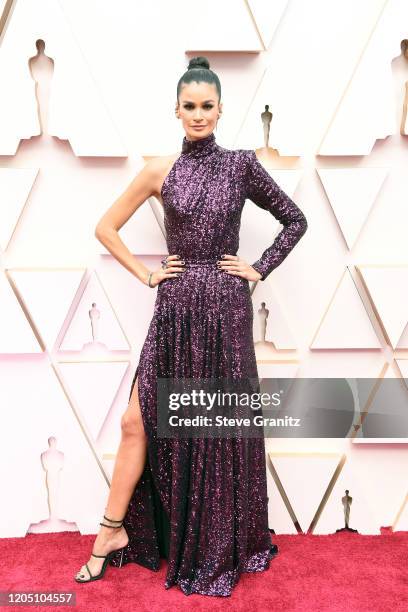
[145,152,181,175]
[144,153,181,202]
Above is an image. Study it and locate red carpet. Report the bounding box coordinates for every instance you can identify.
[1,530,407,611]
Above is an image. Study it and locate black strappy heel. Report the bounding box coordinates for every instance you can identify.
[74,515,126,583]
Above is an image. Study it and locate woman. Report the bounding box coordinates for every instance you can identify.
[74,56,308,597]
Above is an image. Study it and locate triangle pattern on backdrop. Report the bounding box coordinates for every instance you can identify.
[316,459,380,535]
[248,0,290,49]
[318,167,387,249]
[0,0,126,156]
[58,360,130,441]
[59,269,130,352]
[311,267,381,349]
[393,493,408,532]
[0,168,38,251]
[0,271,42,353]
[267,452,343,534]
[358,265,408,349]
[9,268,86,351]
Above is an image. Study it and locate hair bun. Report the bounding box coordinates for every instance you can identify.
[188,56,210,71]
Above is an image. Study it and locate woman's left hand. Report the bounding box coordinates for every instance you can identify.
[216,254,262,281]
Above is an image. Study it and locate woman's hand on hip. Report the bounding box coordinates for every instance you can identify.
[145,254,185,288]
[216,254,262,282]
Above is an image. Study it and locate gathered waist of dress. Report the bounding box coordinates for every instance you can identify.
[178,256,237,267]
[183,257,218,267]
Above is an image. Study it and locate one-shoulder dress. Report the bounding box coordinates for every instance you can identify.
[109,131,308,597]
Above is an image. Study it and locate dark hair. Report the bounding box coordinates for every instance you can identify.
[176,56,221,102]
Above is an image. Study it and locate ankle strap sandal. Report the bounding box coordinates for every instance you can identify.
[99,513,125,528]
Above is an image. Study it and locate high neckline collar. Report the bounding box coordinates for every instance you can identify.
[181,131,217,158]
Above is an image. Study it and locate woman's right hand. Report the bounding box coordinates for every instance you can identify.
[145,254,185,288]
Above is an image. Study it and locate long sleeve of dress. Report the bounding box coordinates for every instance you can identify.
[245,150,308,281]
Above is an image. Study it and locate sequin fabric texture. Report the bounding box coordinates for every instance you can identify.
[108,131,308,597]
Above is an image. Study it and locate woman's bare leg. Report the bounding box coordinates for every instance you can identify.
[75,376,147,580]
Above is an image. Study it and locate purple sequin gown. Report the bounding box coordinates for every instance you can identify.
[109,132,308,596]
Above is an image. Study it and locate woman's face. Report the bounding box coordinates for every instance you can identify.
[177,80,222,141]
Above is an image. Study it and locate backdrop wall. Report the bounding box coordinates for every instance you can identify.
[0,0,407,537]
